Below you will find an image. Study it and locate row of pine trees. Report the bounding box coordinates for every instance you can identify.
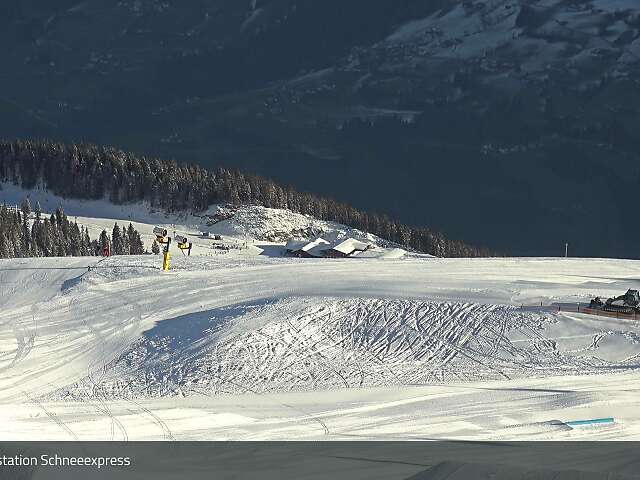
[0,139,493,257]
[0,198,145,259]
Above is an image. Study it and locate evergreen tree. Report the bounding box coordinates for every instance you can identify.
[69,222,82,256]
[90,239,100,256]
[131,231,144,255]
[151,239,160,255]
[0,233,9,258]
[99,230,110,256]
[21,215,31,255]
[112,223,124,255]
[81,226,92,256]
[20,197,31,217]
[123,223,133,254]
[0,139,492,257]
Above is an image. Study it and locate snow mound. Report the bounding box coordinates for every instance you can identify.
[3,252,640,440]
[55,296,640,399]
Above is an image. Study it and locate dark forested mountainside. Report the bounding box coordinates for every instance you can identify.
[0,140,491,257]
[0,198,145,259]
[1,0,639,257]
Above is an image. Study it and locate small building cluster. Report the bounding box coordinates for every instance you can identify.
[285,237,374,258]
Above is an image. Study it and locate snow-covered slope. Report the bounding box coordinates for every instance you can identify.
[1,182,403,258]
[3,183,640,441]
[1,215,640,440]
[58,296,640,399]
[199,204,387,245]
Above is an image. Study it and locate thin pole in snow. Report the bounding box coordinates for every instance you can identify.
[565,243,568,258]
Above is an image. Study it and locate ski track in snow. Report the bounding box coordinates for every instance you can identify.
[54,296,639,400]
[2,253,640,440]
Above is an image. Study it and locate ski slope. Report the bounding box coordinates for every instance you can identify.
[2,247,640,440]
[1,187,640,440]
[0,181,401,258]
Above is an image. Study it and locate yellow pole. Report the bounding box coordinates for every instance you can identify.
[161,236,172,271]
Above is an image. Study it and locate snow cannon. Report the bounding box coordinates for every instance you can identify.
[175,235,192,256]
[153,227,168,237]
[154,226,169,243]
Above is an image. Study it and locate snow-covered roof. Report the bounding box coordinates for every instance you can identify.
[286,237,375,257]
[357,248,407,259]
[285,237,330,253]
[330,239,372,255]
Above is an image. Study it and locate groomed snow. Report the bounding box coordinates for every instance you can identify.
[1,245,640,440]
[2,186,639,440]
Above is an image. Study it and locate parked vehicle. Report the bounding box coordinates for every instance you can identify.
[591,289,640,314]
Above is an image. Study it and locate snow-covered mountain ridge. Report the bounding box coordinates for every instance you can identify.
[2,1,639,257]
